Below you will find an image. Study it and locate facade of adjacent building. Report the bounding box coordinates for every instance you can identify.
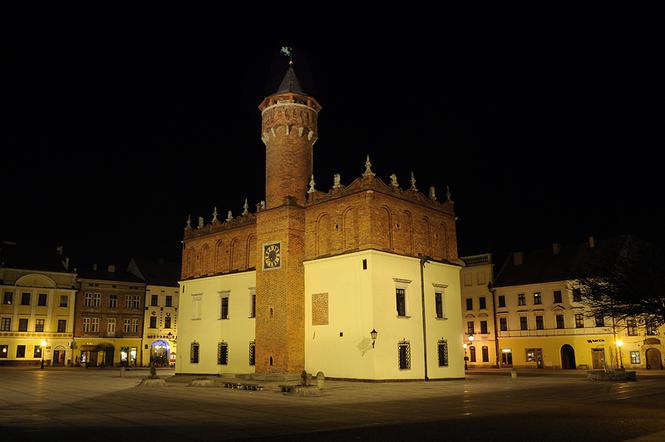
[0,242,77,366]
[461,254,496,367]
[493,237,664,370]
[128,258,180,367]
[176,62,464,380]
[73,265,146,367]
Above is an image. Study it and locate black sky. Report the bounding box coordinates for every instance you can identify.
[3,15,662,268]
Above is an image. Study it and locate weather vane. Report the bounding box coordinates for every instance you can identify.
[280,46,293,65]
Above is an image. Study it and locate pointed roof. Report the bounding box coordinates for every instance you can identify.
[276,64,305,95]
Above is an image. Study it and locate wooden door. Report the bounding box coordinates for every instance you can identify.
[591,348,605,369]
[646,348,663,369]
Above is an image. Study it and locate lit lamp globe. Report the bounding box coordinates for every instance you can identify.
[468,335,475,343]
[616,339,624,347]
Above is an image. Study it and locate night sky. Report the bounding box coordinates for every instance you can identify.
[3,18,661,269]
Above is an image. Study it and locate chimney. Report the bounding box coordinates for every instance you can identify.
[513,252,524,266]
[552,243,560,255]
[588,236,596,249]
[92,263,97,272]
[108,264,116,273]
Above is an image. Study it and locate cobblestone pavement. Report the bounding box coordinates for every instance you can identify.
[1,367,665,441]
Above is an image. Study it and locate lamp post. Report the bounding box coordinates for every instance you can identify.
[370,328,378,348]
[419,255,432,382]
[463,343,468,370]
[40,340,47,369]
[616,339,624,369]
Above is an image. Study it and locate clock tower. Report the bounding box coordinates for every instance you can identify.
[255,62,321,375]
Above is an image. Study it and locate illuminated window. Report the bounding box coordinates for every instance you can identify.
[398,341,411,369]
[217,342,229,365]
[34,346,42,358]
[0,345,7,358]
[518,294,526,306]
[630,351,640,364]
[35,319,45,332]
[575,314,584,328]
[438,340,448,366]
[553,290,562,303]
[525,348,541,362]
[533,292,542,305]
[646,320,658,336]
[190,342,199,363]
[0,318,10,331]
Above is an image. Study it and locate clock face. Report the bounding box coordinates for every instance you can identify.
[263,242,281,269]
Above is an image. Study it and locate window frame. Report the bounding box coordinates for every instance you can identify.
[533,292,542,305]
[437,339,448,367]
[519,316,528,331]
[190,342,200,364]
[498,295,506,308]
[517,294,526,306]
[217,342,229,365]
[398,340,411,370]
[556,314,565,329]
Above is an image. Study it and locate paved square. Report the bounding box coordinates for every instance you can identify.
[1,367,665,441]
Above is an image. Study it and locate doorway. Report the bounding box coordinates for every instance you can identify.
[591,348,606,369]
[150,340,171,367]
[104,346,115,367]
[52,346,66,366]
[501,350,513,367]
[646,348,663,369]
[561,344,576,369]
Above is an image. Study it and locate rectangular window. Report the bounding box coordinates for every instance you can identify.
[480,320,488,334]
[556,314,565,329]
[109,295,117,308]
[630,351,640,364]
[125,296,132,309]
[398,341,411,369]
[498,295,506,308]
[469,346,476,362]
[249,341,256,366]
[3,292,12,305]
[627,319,637,336]
[192,295,202,320]
[1,318,11,331]
[525,348,541,363]
[437,340,448,367]
[35,319,45,332]
[518,294,526,306]
[396,288,406,316]
[164,316,171,328]
[467,321,475,335]
[165,295,173,307]
[595,314,605,327]
[21,293,31,305]
[83,317,91,332]
[91,317,99,332]
[482,346,489,363]
[59,295,68,307]
[149,316,157,328]
[94,293,101,307]
[151,295,158,306]
[19,318,28,331]
[190,342,199,363]
[520,317,528,330]
[466,298,473,311]
[250,293,256,318]
[132,296,140,309]
[16,345,26,358]
[572,288,582,302]
[38,293,47,306]
[479,297,487,310]
[646,320,658,336]
[536,315,544,330]
[57,319,66,333]
[220,296,229,319]
[34,345,42,358]
[85,293,94,307]
[499,317,508,331]
[107,318,116,334]
[131,319,139,333]
[123,319,131,333]
[553,290,562,303]
[217,342,229,365]
[0,344,7,358]
[533,292,542,305]
[435,293,443,319]
[575,314,584,328]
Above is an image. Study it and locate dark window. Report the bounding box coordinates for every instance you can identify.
[499,317,508,331]
[190,343,199,363]
[149,316,157,328]
[34,346,42,358]
[18,318,28,332]
[536,315,544,330]
[518,294,526,306]
[396,289,406,317]
[438,340,448,366]
[575,314,584,328]
[467,321,475,335]
[398,341,411,369]
[646,320,658,336]
[482,346,489,362]
[1,318,10,331]
[520,317,528,330]
[572,289,582,302]
[249,341,256,366]
[435,293,443,319]
[35,319,45,332]
[553,290,562,303]
[16,345,26,358]
[151,295,158,306]
[595,314,605,327]
[466,298,473,311]
[480,320,488,334]
[498,295,506,308]
[0,344,7,358]
[556,314,565,329]
[362,259,367,270]
[3,292,12,305]
[109,295,117,308]
[165,296,173,307]
[221,297,229,319]
[57,320,66,333]
[164,316,171,328]
[38,293,47,306]
[479,297,487,309]
[469,346,476,362]
[217,342,229,365]
[533,292,542,305]
[59,296,68,307]
[250,294,256,318]
[21,293,31,305]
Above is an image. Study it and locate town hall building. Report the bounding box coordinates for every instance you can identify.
[176,60,464,380]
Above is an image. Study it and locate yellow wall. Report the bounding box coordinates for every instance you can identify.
[460,256,496,367]
[142,284,179,366]
[304,250,464,380]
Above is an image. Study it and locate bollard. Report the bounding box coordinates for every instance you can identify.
[316,371,325,389]
[510,369,518,379]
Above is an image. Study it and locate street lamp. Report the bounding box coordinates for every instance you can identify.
[40,340,47,369]
[616,339,624,369]
[370,328,378,348]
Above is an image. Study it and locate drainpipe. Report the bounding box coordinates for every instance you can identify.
[489,282,500,367]
[420,256,432,382]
